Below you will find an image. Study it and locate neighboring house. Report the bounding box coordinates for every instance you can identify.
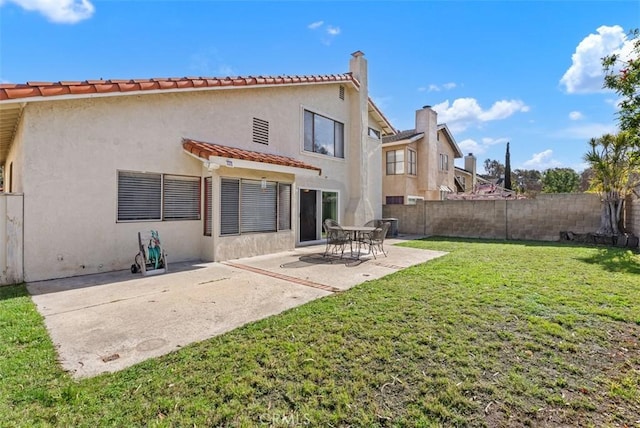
[381,106,463,203]
[0,51,395,282]
[454,153,478,193]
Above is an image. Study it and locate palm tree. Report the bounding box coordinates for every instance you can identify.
[584,131,640,236]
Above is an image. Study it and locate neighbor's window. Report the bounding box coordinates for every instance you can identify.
[439,153,449,171]
[117,171,200,222]
[385,195,404,205]
[386,149,405,175]
[304,110,344,158]
[408,149,417,175]
[220,178,291,235]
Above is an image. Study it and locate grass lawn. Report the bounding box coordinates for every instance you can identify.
[1,238,639,427]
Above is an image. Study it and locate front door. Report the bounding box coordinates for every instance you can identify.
[299,189,317,242]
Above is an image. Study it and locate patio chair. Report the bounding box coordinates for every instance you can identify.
[364,222,391,259]
[323,219,350,258]
[363,219,383,228]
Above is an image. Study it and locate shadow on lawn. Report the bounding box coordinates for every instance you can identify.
[577,247,640,274]
[0,283,29,302]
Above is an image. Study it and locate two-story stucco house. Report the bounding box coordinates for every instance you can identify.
[381,106,462,204]
[0,51,395,282]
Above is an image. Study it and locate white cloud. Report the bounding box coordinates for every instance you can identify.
[189,49,234,76]
[522,149,562,170]
[3,0,94,23]
[307,20,323,30]
[420,82,457,92]
[569,111,584,120]
[458,138,483,154]
[432,98,529,133]
[326,25,340,36]
[560,25,634,94]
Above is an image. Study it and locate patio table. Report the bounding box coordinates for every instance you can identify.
[336,225,376,259]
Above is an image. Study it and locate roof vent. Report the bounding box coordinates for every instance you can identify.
[339,85,345,100]
[423,105,431,109]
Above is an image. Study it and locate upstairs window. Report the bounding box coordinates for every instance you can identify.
[386,149,405,175]
[439,153,449,171]
[408,149,417,175]
[303,110,344,158]
[368,127,381,140]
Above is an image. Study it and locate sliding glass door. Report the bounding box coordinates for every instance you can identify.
[299,189,338,242]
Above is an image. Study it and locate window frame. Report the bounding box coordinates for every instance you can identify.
[386,149,405,175]
[116,170,201,223]
[439,153,449,171]
[219,177,292,236]
[303,109,345,158]
[408,148,417,175]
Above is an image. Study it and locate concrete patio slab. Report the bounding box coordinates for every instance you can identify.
[27,237,446,378]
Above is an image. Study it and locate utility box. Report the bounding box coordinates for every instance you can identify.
[382,218,399,237]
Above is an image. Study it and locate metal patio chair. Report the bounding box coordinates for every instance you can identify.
[323,219,350,258]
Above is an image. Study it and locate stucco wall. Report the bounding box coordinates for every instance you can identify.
[383,193,602,241]
[0,193,23,285]
[17,82,375,281]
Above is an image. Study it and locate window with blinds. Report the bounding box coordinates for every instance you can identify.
[117,171,162,221]
[163,175,201,220]
[278,183,291,230]
[219,178,291,236]
[117,171,200,222]
[204,177,212,236]
[220,178,240,235]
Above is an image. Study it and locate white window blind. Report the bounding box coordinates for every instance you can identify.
[241,180,277,233]
[163,175,201,220]
[117,171,162,221]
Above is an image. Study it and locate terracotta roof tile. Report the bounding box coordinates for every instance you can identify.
[0,73,355,102]
[183,138,321,175]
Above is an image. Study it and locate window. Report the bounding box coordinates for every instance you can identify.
[408,149,417,175]
[407,196,424,205]
[8,162,12,193]
[368,127,381,140]
[439,153,449,171]
[204,177,212,236]
[386,149,405,175]
[303,110,344,158]
[163,175,201,220]
[220,178,291,236]
[252,117,269,145]
[117,171,200,222]
[385,196,404,205]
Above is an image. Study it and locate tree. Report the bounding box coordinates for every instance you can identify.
[541,167,580,193]
[483,158,505,178]
[602,28,640,134]
[504,142,512,190]
[584,131,640,236]
[513,168,542,193]
[584,29,640,236]
[579,168,594,192]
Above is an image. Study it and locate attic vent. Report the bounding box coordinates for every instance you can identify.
[339,85,345,100]
[252,117,269,145]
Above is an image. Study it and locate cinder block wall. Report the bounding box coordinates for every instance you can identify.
[383,193,602,242]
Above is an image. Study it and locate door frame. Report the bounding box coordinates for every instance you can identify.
[297,187,340,245]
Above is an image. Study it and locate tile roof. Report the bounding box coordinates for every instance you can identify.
[183,138,322,174]
[0,74,357,101]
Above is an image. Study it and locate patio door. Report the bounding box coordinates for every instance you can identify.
[299,189,338,242]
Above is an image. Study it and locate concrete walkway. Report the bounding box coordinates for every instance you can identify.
[27,236,446,378]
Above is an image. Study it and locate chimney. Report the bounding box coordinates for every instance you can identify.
[464,153,477,192]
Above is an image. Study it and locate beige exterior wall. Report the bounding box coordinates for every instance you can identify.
[433,128,457,200]
[383,193,602,241]
[11,78,380,281]
[0,193,24,285]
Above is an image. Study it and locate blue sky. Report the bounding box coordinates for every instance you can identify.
[1,0,638,173]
